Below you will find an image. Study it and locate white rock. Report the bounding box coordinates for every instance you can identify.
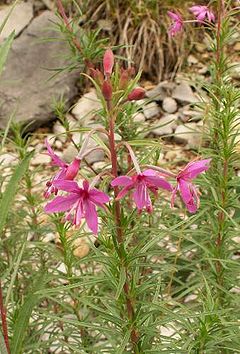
[174,123,202,149]
[53,121,67,142]
[0,153,17,166]
[187,54,199,65]
[151,114,178,136]
[0,3,33,42]
[31,154,51,166]
[63,144,78,163]
[72,90,101,124]
[133,112,145,123]
[162,97,177,113]
[143,101,161,120]
[172,82,198,103]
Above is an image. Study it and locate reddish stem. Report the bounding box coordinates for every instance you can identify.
[0,280,10,354]
[107,102,139,352]
[56,0,92,69]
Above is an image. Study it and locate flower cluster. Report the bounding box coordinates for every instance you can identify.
[168,4,215,36]
[44,139,211,234]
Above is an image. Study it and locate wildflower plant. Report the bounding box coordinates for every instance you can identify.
[0,0,240,353]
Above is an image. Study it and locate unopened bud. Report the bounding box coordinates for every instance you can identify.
[119,69,129,90]
[103,49,114,77]
[127,87,146,101]
[65,158,81,180]
[102,80,113,101]
[90,68,104,85]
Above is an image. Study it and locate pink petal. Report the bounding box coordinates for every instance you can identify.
[83,180,90,191]
[89,189,110,205]
[197,11,207,22]
[53,180,80,193]
[75,200,83,226]
[44,194,79,213]
[85,200,98,234]
[65,158,81,180]
[168,11,181,21]
[180,159,211,180]
[171,186,178,208]
[133,183,150,210]
[45,139,67,168]
[144,175,173,191]
[111,176,133,187]
[116,185,133,200]
[178,179,198,213]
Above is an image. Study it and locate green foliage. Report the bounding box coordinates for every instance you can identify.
[0,1,240,353]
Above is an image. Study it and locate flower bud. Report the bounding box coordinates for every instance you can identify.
[65,158,81,180]
[102,80,113,101]
[103,49,114,77]
[119,69,129,90]
[90,68,104,85]
[127,87,146,101]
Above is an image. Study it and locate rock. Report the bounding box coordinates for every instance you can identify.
[174,123,202,149]
[179,106,202,122]
[162,97,177,114]
[62,144,78,163]
[31,153,51,166]
[71,90,101,125]
[146,81,175,101]
[187,54,198,65]
[0,153,17,166]
[143,101,161,120]
[0,3,33,42]
[234,42,240,51]
[53,121,67,142]
[73,238,90,258]
[231,62,240,79]
[172,82,198,104]
[151,114,178,136]
[133,112,145,123]
[0,11,79,129]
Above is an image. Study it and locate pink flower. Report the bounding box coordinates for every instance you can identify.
[44,139,81,198]
[167,11,183,36]
[189,5,215,22]
[45,180,110,234]
[111,169,173,213]
[103,49,114,77]
[171,159,211,213]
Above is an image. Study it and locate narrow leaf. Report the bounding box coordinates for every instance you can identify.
[0,153,32,235]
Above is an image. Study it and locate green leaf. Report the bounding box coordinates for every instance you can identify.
[10,273,47,354]
[115,267,126,299]
[0,31,15,76]
[0,153,32,235]
[0,331,8,354]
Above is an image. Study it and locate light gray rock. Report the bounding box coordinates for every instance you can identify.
[133,112,145,123]
[0,3,33,42]
[143,101,161,120]
[174,123,202,149]
[71,90,101,125]
[0,11,79,129]
[151,114,178,136]
[172,82,198,104]
[53,121,67,143]
[187,54,198,65]
[162,97,177,114]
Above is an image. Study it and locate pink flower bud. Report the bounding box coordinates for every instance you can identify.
[65,158,81,180]
[127,87,146,101]
[102,80,113,101]
[103,49,114,77]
